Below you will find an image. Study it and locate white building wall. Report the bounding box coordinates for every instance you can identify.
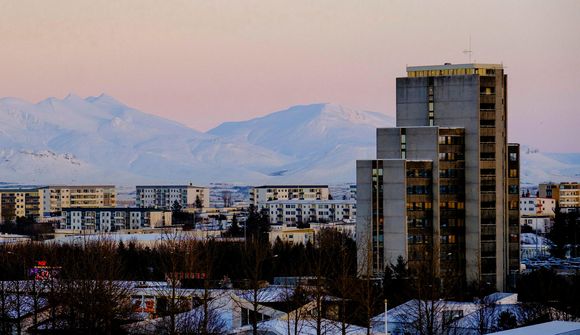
[258,200,356,224]
[519,197,556,217]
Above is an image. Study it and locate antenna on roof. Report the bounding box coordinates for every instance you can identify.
[463,35,473,63]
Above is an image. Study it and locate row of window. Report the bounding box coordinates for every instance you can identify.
[407,202,433,211]
[407,185,431,195]
[439,152,465,161]
[440,169,462,178]
[438,136,464,145]
[407,169,431,178]
[441,201,465,209]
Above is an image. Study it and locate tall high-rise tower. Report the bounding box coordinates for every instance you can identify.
[356,63,520,291]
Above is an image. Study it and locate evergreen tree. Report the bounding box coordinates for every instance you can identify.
[245,205,270,243]
[548,204,580,258]
[225,214,242,237]
[195,195,203,209]
[171,200,182,213]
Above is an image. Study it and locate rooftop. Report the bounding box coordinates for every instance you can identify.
[407,63,503,71]
[488,321,580,335]
[254,185,329,189]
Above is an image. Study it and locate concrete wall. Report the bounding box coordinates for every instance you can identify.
[382,160,408,265]
[377,128,402,159]
[356,160,373,275]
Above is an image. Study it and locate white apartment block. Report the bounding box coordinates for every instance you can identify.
[45,185,116,214]
[136,184,210,210]
[62,208,172,232]
[258,199,356,225]
[250,185,330,206]
[519,197,556,217]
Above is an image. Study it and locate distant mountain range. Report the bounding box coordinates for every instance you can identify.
[0,94,578,186]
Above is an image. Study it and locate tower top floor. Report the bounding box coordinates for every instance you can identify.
[406,63,504,78]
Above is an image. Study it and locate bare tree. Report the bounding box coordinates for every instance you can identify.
[55,238,134,334]
[154,232,195,335]
[234,238,280,335]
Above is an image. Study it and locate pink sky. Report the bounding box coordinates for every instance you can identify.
[1,0,579,152]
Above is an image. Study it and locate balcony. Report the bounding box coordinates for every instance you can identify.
[480,94,496,104]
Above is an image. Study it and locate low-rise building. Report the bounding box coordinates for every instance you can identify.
[258,199,356,225]
[539,182,580,211]
[559,182,580,210]
[61,207,172,232]
[45,185,116,214]
[269,226,316,245]
[539,183,559,201]
[0,187,45,222]
[250,185,330,206]
[519,197,556,217]
[136,184,210,210]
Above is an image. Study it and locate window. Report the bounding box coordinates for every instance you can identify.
[481,169,496,176]
[480,152,495,160]
[509,152,518,161]
[480,103,495,110]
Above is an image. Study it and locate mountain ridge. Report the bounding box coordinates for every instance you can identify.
[0,94,578,186]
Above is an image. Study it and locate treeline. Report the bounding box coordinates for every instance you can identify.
[0,230,378,334]
[2,230,580,334]
[548,207,580,258]
[0,231,354,283]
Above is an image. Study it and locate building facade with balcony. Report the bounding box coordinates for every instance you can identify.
[45,185,116,214]
[62,207,172,232]
[250,185,330,206]
[258,199,356,225]
[136,184,210,210]
[357,63,520,291]
[0,187,45,222]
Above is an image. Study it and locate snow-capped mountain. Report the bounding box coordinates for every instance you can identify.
[209,103,394,181]
[519,146,580,186]
[0,94,578,186]
[0,94,291,184]
[0,96,392,184]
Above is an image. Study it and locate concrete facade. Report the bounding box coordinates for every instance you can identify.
[250,185,330,206]
[45,185,116,214]
[0,188,45,222]
[62,207,172,232]
[258,199,355,225]
[136,185,209,210]
[356,63,519,291]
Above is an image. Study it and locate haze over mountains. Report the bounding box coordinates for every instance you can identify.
[0,95,578,186]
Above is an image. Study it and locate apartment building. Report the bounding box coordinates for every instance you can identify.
[559,182,580,210]
[269,226,316,245]
[136,184,210,210]
[45,185,116,214]
[539,183,560,202]
[357,63,520,291]
[62,207,172,232]
[519,197,556,217]
[258,199,356,225]
[538,182,579,212]
[250,185,329,206]
[0,187,45,222]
